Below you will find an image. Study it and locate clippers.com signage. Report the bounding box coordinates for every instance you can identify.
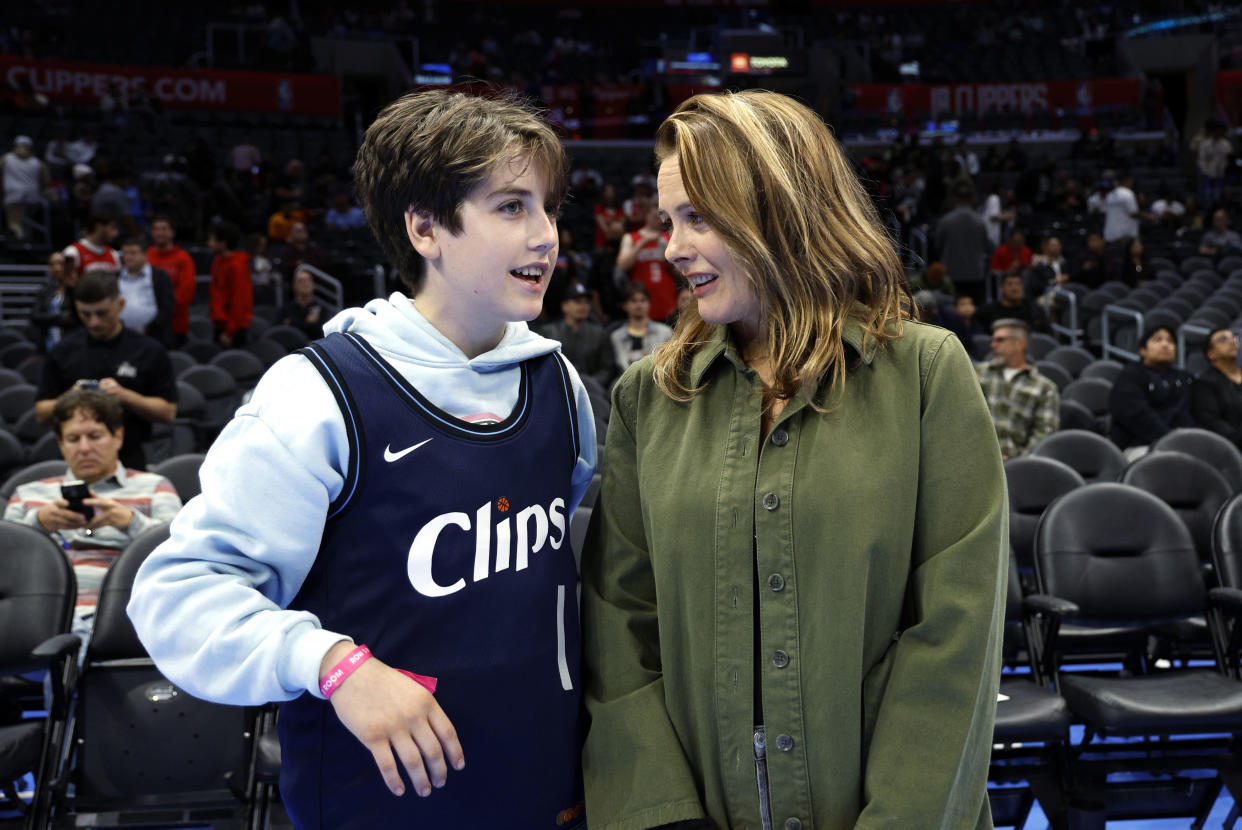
[849,78,1140,118]
[0,55,340,117]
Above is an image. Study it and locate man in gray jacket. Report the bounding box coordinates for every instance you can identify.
[934,183,991,296]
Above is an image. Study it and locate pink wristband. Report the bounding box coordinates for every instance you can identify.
[320,644,372,699]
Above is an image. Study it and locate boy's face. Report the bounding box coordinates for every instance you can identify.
[415,156,559,349]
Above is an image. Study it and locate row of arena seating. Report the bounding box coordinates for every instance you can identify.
[994,427,1242,825]
[992,474,1242,827]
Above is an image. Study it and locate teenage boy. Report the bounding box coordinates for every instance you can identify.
[128,90,596,829]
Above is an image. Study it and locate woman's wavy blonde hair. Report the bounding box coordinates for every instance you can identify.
[652,90,911,406]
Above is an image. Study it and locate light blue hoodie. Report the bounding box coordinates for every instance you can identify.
[127,293,596,705]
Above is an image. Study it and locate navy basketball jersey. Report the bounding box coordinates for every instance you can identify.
[278,332,586,829]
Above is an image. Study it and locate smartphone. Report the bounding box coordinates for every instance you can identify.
[61,480,94,521]
[75,379,100,390]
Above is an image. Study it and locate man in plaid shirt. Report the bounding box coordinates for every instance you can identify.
[978,318,1060,458]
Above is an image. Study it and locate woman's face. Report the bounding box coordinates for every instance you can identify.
[657,156,761,341]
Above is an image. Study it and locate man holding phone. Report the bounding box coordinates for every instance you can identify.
[35,270,178,470]
[5,387,182,613]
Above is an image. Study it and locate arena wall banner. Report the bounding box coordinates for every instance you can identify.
[848,78,1141,118]
[0,54,340,117]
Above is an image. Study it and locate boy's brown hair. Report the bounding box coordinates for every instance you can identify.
[354,89,569,293]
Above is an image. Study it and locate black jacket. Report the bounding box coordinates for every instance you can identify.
[1109,361,1194,448]
[1192,366,1242,450]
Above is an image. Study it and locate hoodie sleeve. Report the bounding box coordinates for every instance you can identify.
[558,354,599,515]
[127,354,352,705]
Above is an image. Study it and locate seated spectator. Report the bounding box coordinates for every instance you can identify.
[977,319,1059,459]
[1071,232,1112,287]
[266,198,308,243]
[978,272,1050,333]
[4,387,181,616]
[29,250,79,353]
[1199,209,1242,258]
[1109,326,1194,450]
[610,282,673,374]
[539,281,614,389]
[989,229,1032,277]
[278,267,330,340]
[117,237,175,347]
[1192,328,1242,450]
[270,221,329,285]
[1118,237,1151,288]
[36,270,177,470]
[323,191,367,232]
[1026,236,1068,297]
[908,261,956,301]
[940,294,988,356]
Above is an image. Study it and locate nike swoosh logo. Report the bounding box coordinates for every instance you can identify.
[383,438,433,463]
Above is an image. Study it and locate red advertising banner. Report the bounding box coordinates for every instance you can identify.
[849,78,1140,118]
[0,54,340,117]
[1217,70,1242,126]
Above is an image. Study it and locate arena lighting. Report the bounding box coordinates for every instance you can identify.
[1123,9,1233,37]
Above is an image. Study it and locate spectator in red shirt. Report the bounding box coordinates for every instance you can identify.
[206,220,253,348]
[593,183,625,251]
[146,215,197,347]
[989,229,1033,276]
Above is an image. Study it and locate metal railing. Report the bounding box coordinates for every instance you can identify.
[1049,287,1080,348]
[292,264,344,312]
[1178,322,1212,370]
[1101,304,1144,363]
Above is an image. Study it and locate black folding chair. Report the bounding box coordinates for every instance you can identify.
[0,523,78,830]
[45,525,261,828]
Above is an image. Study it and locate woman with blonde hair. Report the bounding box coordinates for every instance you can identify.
[581,90,1007,830]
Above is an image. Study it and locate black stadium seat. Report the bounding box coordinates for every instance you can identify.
[1058,399,1097,433]
[1004,456,1084,575]
[1042,346,1095,379]
[1034,361,1072,392]
[1031,429,1126,484]
[1060,377,1112,434]
[0,522,78,829]
[1152,428,1242,495]
[1120,451,1232,566]
[1031,483,1242,813]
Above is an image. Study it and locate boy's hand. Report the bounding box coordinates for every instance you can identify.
[322,643,464,797]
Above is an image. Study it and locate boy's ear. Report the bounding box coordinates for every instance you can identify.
[405,209,440,260]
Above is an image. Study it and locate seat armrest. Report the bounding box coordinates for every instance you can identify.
[1024,593,1080,619]
[1209,587,1242,613]
[31,633,82,662]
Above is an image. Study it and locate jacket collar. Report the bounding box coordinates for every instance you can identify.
[689,308,880,388]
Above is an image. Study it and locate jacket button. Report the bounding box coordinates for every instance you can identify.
[773,650,790,668]
[770,428,789,446]
[776,734,794,752]
[762,492,779,511]
[785,819,802,830]
[767,573,785,592]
